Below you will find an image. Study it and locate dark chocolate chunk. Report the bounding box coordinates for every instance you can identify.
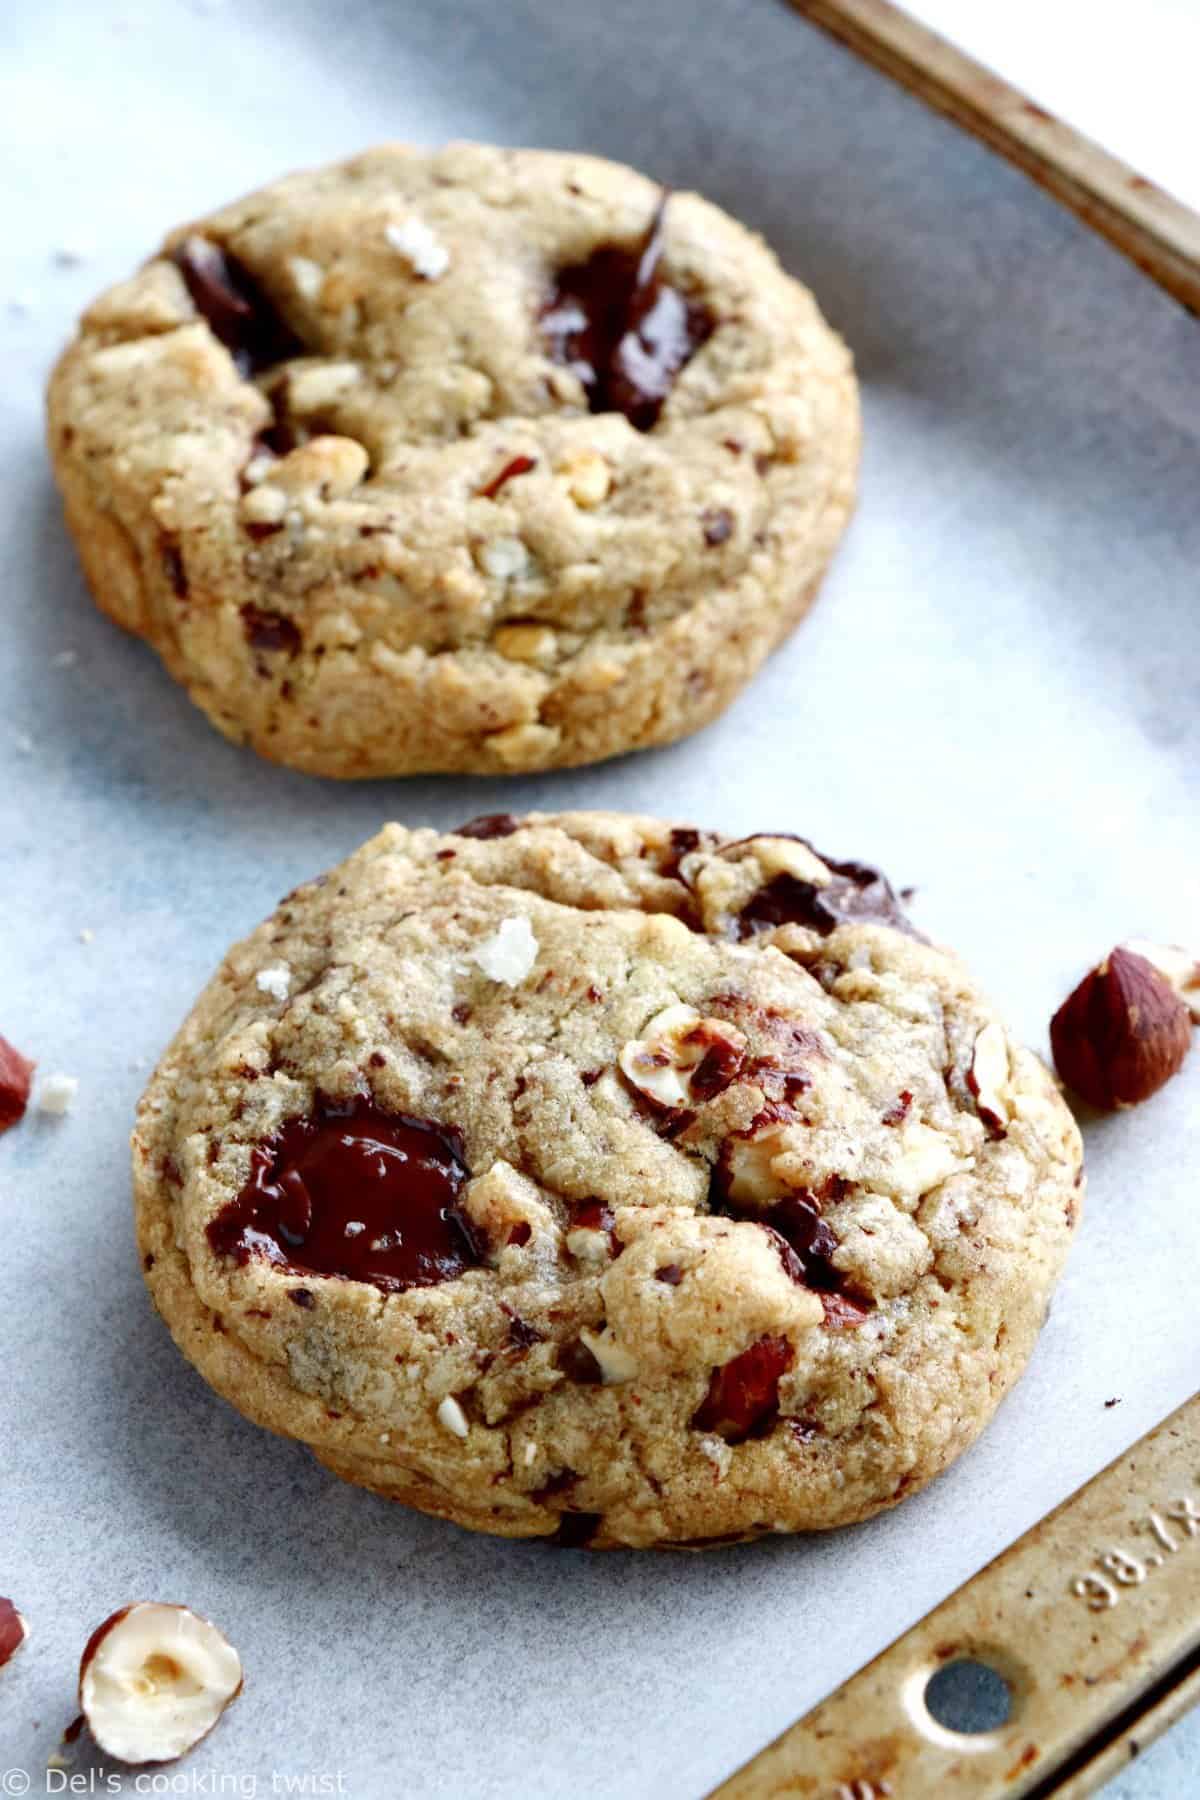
[732,839,914,940]
[172,236,304,377]
[241,604,301,656]
[551,1511,602,1549]
[540,195,713,430]
[455,813,521,840]
[207,1094,476,1294]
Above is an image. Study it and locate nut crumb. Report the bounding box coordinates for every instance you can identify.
[477,536,532,582]
[437,1395,469,1438]
[39,1072,78,1115]
[287,255,324,299]
[255,964,291,1003]
[385,217,450,280]
[473,917,538,986]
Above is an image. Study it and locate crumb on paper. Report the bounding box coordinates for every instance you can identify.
[7,292,35,317]
[39,1073,78,1115]
[255,964,291,1002]
[385,217,450,280]
[52,648,77,669]
[1104,1397,1121,1409]
[52,245,86,269]
[473,916,538,986]
[437,1395,469,1438]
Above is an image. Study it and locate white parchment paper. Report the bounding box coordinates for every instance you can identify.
[2,3,1198,1794]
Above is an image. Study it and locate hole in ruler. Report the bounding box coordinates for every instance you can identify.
[923,1658,1013,1734]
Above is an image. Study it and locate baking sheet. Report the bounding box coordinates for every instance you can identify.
[2,1,1199,1795]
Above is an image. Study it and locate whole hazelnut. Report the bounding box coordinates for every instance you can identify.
[1050,947,1193,1111]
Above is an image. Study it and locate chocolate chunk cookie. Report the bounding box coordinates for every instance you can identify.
[48,144,858,777]
[134,815,1082,1548]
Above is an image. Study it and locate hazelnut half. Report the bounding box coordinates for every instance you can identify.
[0,1598,28,1669]
[79,1602,242,1764]
[1050,947,1193,1111]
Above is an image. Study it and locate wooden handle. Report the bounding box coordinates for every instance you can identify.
[789,0,1200,316]
[709,1392,1200,1798]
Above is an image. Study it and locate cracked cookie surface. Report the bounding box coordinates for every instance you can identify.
[48,143,858,777]
[133,813,1082,1548]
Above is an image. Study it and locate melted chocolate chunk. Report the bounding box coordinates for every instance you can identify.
[241,604,301,656]
[659,826,703,881]
[172,236,304,377]
[532,1468,579,1504]
[455,813,521,840]
[558,1339,604,1385]
[540,195,713,430]
[734,840,913,940]
[688,1036,747,1102]
[501,1304,544,1350]
[762,1197,842,1292]
[551,1511,602,1549]
[571,1199,619,1252]
[207,1095,476,1293]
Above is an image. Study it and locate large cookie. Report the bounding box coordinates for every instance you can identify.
[133,814,1082,1548]
[48,144,858,777]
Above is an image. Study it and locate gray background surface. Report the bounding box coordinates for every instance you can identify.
[2,1,1198,1794]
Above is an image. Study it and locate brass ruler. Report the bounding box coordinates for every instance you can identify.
[789,0,1200,315]
[711,1393,1200,1797]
